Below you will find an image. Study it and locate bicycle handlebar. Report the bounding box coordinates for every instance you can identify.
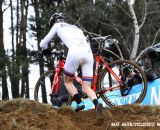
[91,35,112,41]
[91,35,113,54]
[51,50,66,58]
[38,50,66,64]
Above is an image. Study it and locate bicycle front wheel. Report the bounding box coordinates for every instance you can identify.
[34,70,55,104]
[98,60,148,107]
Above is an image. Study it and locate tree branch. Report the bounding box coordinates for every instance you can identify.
[139,0,147,29]
[2,3,10,13]
[135,47,149,62]
[115,2,132,19]
[147,11,160,15]
[152,28,160,46]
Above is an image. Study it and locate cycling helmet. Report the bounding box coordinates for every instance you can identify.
[49,13,64,27]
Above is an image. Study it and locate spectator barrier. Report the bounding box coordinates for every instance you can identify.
[71,78,160,110]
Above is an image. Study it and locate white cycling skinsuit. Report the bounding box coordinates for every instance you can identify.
[40,22,93,81]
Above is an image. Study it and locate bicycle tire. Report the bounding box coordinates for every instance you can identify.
[34,70,55,104]
[98,59,148,107]
[34,70,82,106]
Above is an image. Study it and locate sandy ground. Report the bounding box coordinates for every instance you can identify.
[0,98,160,130]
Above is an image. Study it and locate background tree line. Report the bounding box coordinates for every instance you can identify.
[0,0,160,100]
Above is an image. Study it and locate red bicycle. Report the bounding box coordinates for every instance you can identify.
[34,36,148,107]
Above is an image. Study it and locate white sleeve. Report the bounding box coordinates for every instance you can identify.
[40,24,58,50]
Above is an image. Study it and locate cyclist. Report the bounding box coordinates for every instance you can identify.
[39,13,103,117]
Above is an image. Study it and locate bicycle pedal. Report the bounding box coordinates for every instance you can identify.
[74,105,85,112]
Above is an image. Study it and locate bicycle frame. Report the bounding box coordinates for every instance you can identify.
[51,58,64,95]
[92,56,122,92]
[51,55,122,96]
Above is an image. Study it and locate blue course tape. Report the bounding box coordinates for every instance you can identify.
[70,78,160,110]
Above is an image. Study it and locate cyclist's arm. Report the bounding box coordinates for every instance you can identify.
[40,24,58,50]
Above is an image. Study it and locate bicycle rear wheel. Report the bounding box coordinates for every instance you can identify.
[98,59,148,107]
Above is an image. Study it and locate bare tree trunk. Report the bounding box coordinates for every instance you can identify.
[127,0,140,60]
[0,0,9,100]
[20,0,25,98]
[92,0,96,4]
[46,0,52,8]
[20,0,29,98]
[16,0,19,45]
[10,0,15,55]
[8,0,18,99]
[127,0,147,60]
[31,0,47,103]
[9,0,20,98]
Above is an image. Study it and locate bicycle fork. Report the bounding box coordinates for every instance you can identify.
[51,68,61,95]
[51,60,64,96]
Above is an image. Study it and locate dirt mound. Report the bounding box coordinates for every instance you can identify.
[0,98,160,130]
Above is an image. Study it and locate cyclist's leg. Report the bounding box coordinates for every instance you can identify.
[81,54,97,101]
[81,55,103,117]
[63,73,85,111]
[82,81,97,100]
[63,73,78,97]
[63,50,84,109]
